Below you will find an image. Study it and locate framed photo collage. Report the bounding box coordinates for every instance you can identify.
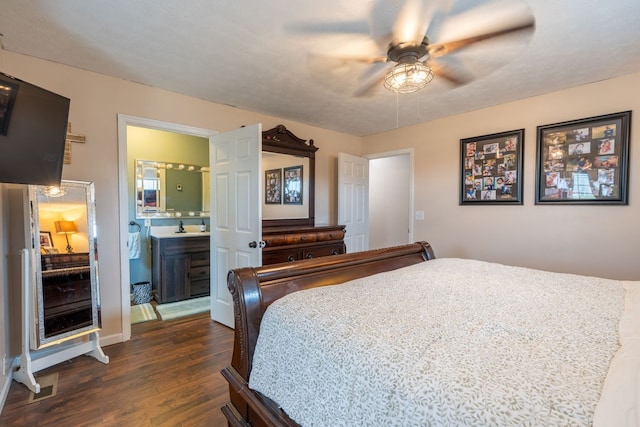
[460,111,631,206]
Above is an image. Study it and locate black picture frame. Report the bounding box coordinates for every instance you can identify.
[265,168,282,204]
[283,165,303,205]
[460,129,524,205]
[39,231,54,248]
[0,79,18,136]
[535,111,631,204]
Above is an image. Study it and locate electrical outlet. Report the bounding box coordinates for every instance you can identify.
[415,210,425,221]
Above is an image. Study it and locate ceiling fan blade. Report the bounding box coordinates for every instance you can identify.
[428,21,533,57]
[392,0,452,45]
[429,0,534,56]
[426,58,472,86]
[308,34,388,63]
[284,20,372,36]
[353,62,393,97]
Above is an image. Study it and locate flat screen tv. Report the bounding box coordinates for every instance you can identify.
[0,71,70,185]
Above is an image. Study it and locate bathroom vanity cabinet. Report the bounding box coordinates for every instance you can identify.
[151,235,210,303]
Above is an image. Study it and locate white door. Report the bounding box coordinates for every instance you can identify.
[209,124,262,328]
[338,152,369,253]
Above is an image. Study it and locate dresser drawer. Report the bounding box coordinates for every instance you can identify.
[263,234,287,247]
[315,229,345,242]
[262,225,346,265]
[190,279,210,297]
[285,232,317,245]
[263,248,302,264]
[190,265,210,281]
[191,251,210,267]
[302,243,345,260]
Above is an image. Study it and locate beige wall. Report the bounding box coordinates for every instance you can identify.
[1,49,639,366]
[363,73,640,281]
[0,51,362,349]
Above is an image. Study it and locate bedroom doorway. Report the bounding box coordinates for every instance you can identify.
[116,114,217,341]
[338,149,413,253]
[368,150,413,250]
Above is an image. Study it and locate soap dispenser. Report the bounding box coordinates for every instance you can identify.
[200,219,206,232]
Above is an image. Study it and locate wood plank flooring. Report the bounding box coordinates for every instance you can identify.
[0,312,234,426]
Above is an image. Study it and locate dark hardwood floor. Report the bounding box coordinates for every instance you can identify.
[0,312,234,426]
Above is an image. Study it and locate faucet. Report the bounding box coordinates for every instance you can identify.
[177,220,185,233]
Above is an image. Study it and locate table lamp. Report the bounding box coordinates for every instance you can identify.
[54,220,77,253]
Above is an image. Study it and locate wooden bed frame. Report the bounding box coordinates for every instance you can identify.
[220,241,436,426]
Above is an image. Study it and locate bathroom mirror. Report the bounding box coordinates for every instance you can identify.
[29,179,101,349]
[135,159,210,219]
[262,125,318,227]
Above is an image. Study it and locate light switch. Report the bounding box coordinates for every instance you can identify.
[415,210,425,221]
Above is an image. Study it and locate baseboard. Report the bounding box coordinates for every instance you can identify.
[98,332,123,347]
[0,369,12,416]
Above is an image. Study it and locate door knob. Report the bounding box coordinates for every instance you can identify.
[249,241,266,249]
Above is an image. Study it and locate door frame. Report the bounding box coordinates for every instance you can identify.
[365,148,414,247]
[116,114,217,342]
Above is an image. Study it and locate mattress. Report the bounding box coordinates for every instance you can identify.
[248,258,638,426]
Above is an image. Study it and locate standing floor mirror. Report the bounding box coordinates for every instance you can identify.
[29,179,102,348]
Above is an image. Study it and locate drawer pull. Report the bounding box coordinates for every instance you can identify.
[306,253,313,259]
[332,250,338,255]
[287,255,295,262]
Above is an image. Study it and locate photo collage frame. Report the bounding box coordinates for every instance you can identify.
[460,129,524,205]
[535,111,630,204]
[265,165,303,205]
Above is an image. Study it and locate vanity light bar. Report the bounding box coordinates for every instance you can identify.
[136,160,210,173]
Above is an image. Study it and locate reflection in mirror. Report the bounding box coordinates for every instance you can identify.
[262,152,309,220]
[262,124,318,227]
[135,160,210,219]
[30,180,101,349]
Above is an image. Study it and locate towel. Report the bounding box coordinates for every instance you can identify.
[128,232,141,259]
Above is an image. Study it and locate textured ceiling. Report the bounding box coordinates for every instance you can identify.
[1,0,639,137]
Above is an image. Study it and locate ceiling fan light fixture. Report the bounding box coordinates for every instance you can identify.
[39,185,67,198]
[384,62,434,94]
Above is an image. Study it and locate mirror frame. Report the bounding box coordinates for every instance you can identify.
[262,125,318,227]
[29,179,101,349]
[135,159,210,219]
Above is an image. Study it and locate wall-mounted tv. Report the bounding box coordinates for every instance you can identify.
[0,72,70,185]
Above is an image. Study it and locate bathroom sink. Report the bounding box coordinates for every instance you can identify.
[150,229,210,238]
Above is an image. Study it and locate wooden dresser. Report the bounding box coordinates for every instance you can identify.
[262,225,346,265]
[40,252,92,336]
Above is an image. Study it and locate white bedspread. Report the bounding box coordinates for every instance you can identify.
[249,258,637,426]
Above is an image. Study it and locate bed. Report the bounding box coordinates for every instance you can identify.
[220,242,640,426]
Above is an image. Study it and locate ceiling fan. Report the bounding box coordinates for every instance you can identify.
[302,0,535,96]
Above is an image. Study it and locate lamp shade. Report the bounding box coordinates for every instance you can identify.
[54,220,77,234]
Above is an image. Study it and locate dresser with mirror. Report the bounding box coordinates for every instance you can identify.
[261,125,346,264]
